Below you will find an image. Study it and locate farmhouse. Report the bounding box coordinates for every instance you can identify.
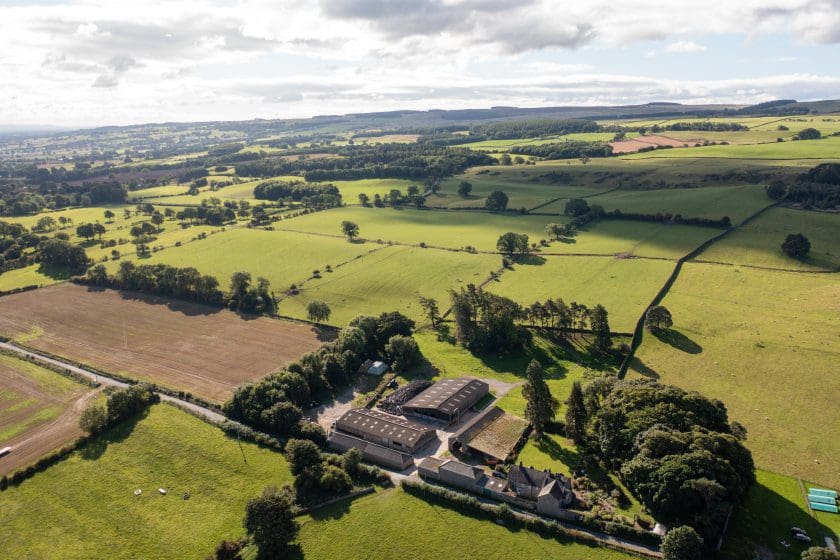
[509,464,574,515]
[418,457,507,499]
[448,406,528,464]
[332,408,437,454]
[403,377,489,422]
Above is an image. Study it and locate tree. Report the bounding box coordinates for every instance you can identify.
[802,548,840,560]
[340,220,359,240]
[285,438,322,476]
[765,181,786,200]
[243,486,299,558]
[457,181,472,197]
[38,238,88,272]
[407,185,420,196]
[589,304,612,353]
[319,464,353,494]
[418,296,441,328]
[661,526,702,560]
[306,300,331,323]
[79,403,109,434]
[260,401,303,435]
[564,198,590,217]
[76,223,95,240]
[645,305,673,332]
[564,381,588,444]
[781,233,810,258]
[358,193,369,205]
[485,190,509,211]
[796,127,821,140]
[151,213,164,230]
[385,334,422,371]
[387,189,402,206]
[342,447,363,477]
[522,359,559,435]
[210,538,247,560]
[496,232,529,256]
[499,153,512,165]
[103,210,115,223]
[34,216,57,232]
[92,223,106,240]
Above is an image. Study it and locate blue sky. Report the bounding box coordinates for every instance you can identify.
[1,0,838,127]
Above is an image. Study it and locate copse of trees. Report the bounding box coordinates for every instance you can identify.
[254,180,341,204]
[795,127,821,140]
[496,232,529,256]
[228,271,276,315]
[765,180,787,200]
[509,141,613,160]
[37,238,89,273]
[243,486,299,558]
[86,262,225,306]
[485,190,509,211]
[470,118,600,139]
[450,284,530,355]
[80,384,158,434]
[306,300,332,323]
[457,181,472,197]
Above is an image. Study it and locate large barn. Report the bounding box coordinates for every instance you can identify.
[402,377,489,422]
[332,408,437,454]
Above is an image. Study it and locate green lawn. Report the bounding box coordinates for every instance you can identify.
[699,207,840,271]
[553,184,769,223]
[276,206,566,252]
[629,263,840,488]
[108,227,378,290]
[0,404,293,559]
[278,245,499,325]
[488,256,676,332]
[722,470,840,560]
[288,488,635,560]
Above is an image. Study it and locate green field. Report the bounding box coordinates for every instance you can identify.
[622,136,840,160]
[488,256,676,331]
[278,245,499,325]
[0,404,293,559]
[544,184,769,223]
[699,207,840,271]
[723,470,840,560]
[288,488,635,560]
[0,264,68,292]
[629,263,840,488]
[108,227,378,290]
[276,206,565,252]
[331,178,418,202]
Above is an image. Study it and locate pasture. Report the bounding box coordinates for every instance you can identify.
[0,284,328,403]
[0,404,293,559]
[629,263,840,488]
[488,256,676,332]
[698,207,840,271]
[621,136,840,160]
[278,245,499,326]
[287,488,634,560]
[0,264,68,292]
[0,353,97,475]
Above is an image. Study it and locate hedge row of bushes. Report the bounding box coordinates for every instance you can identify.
[605,209,732,228]
[0,284,40,297]
[0,348,99,388]
[0,435,89,491]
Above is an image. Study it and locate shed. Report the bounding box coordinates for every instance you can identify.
[333,408,437,454]
[367,361,389,376]
[403,377,489,422]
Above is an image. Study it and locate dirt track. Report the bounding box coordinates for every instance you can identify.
[0,284,331,404]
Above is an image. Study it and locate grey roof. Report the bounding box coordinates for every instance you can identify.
[440,459,485,483]
[539,478,572,502]
[327,431,413,470]
[509,464,552,490]
[418,456,445,473]
[404,378,489,415]
[335,408,435,447]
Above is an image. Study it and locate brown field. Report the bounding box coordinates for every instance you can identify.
[0,354,99,475]
[0,284,330,404]
[610,134,701,154]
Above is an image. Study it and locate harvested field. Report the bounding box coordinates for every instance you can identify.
[0,284,330,404]
[609,134,700,154]
[0,353,98,475]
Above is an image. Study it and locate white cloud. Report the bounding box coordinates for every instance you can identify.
[665,40,707,54]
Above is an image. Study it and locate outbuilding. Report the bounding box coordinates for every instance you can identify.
[333,408,437,454]
[403,377,489,422]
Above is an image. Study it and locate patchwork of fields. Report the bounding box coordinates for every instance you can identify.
[0,284,328,403]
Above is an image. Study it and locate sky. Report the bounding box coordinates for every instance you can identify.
[1,0,839,127]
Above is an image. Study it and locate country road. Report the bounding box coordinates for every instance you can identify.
[0,341,228,424]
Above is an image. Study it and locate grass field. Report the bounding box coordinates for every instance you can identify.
[629,263,840,488]
[0,284,327,403]
[276,206,566,251]
[278,245,499,326]
[0,404,293,559]
[330,178,418,202]
[488,256,676,332]
[111,227,378,290]
[0,264,69,292]
[0,353,96,475]
[622,136,840,160]
[698,207,840,271]
[545,184,770,222]
[723,470,840,560]
[286,488,634,560]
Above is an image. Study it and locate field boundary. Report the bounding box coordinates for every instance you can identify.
[617,200,782,377]
[527,184,623,213]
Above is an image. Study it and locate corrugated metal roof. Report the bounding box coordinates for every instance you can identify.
[335,408,435,447]
[404,378,489,415]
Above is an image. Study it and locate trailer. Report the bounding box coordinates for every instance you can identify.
[0,446,12,457]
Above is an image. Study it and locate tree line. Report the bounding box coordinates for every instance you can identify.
[509,141,613,160]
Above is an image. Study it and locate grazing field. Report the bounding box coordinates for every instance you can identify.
[621,136,840,160]
[0,264,68,292]
[111,227,378,290]
[0,284,327,403]
[723,470,840,560]
[546,184,769,222]
[629,263,840,488]
[288,488,634,560]
[330,178,418,202]
[0,404,293,559]
[278,245,499,326]
[276,206,564,252]
[488,256,676,332]
[0,353,97,475]
[698,207,840,271]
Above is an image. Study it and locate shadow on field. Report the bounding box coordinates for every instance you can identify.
[655,329,702,354]
[311,326,338,343]
[114,289,225,317]
[532,435,580,473]
[309,498,352,521]
[513,254,546,266]
[80,408,149,461]
[36,263,74,281]
[628,356,659,379]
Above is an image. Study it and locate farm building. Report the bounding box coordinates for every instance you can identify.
[327,431,415,470]
[358,359,389,376]
[332,408,437,454]
[448,406,528,464]
[403,377,489,422]
[418,457,507,499]
[509,464,574,515]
